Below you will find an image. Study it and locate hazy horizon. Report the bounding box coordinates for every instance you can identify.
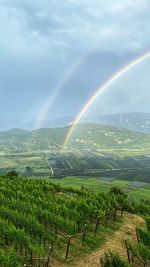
[0,111,150,132]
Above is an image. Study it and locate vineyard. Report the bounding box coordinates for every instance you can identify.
[0,173,150,267]
[0,174,129,267]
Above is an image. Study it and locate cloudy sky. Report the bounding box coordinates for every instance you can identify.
[0,0,150,130]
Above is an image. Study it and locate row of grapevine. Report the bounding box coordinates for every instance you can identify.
[125,216,150,266]
[100,217,150,267]
[0,175,128,266]
[0,248,21,267]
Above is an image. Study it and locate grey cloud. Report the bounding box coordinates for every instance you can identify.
[1,0,150,53]
[0,0,150,129]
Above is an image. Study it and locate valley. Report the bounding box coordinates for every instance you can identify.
[0,121,150,202]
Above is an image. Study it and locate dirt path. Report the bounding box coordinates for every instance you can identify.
[51,213,144,267]
[72,213,144,267]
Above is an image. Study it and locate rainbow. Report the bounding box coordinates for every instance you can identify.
[34,54,93,130]
[34,61,82,129]
[62,51,150,150]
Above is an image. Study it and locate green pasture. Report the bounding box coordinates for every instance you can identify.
[49,176,150,200]
[129,188,150,201]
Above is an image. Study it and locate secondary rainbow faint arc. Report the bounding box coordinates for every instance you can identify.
[34,61,82,129]
[62,51,150,150]
[34,53,93,130]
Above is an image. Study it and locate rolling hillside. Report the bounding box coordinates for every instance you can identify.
[0,128,67,153]
[0,124,150,153]
[68,123,150,150]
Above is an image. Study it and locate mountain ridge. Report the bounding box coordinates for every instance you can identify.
[1,112,150,134]
[46,112,150,133]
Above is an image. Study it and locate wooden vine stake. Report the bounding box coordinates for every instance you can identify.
[82,224,87,246]
[47,246,53,267]
[94,217,100,238]
[135,228,140,243]
[105,210,109,227]
[121,206,124,217]
[66,236,71,260]
[125,240,131,263]
[100,257,104,267]
[30,250,33,265]
[113,206,117,222]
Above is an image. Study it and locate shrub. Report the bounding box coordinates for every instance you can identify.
[100,251,131,267]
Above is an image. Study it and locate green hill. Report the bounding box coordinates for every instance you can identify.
[0,124,150,153]
[67,123,150,150]
[0,127,67,153]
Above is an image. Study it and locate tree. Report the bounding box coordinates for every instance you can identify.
[6,170,18,179]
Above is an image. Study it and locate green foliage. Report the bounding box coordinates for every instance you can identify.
[145,215,150,231]
[137,228,150,246]
[126,216,150,266]
[109,186,127,198]
[125,199,150,216]
[0,175,126,264]
[0,174,149,265]
[109,186,128,207]
[101,252,131,267]
[0,248,21,267]
[6,170,18,179]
